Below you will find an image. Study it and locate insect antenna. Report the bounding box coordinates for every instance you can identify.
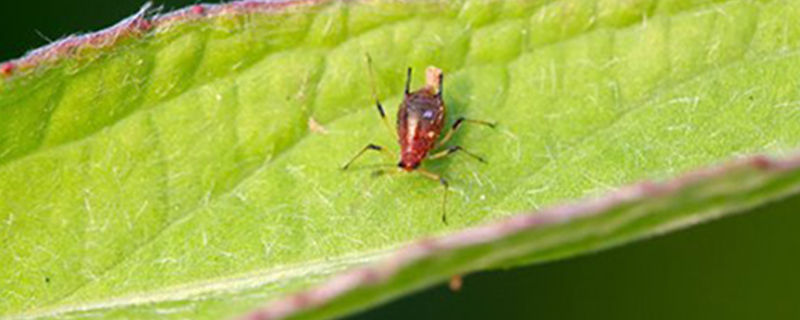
[365,54,398,140]
[437,71,443,97]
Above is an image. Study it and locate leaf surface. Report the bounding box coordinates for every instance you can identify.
[2,0,800,319]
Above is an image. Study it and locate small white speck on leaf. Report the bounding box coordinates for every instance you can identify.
[308,117,328,134]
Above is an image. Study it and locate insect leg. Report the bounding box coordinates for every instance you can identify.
[416,169,450,225]
[366,54,398,139]
[437,117,497,147]
[341,144,395,170]
[428,146,487,163]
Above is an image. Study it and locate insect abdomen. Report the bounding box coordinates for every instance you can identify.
[397,89,445,170]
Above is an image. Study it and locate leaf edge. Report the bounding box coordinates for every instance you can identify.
[239,152,800,320]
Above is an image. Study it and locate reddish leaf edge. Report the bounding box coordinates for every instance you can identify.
[0,0,342,80]
[239,152,800,320]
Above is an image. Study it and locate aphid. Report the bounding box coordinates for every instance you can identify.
[342,56,495,224]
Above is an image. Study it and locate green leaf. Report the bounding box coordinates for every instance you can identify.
[2,0,800,319]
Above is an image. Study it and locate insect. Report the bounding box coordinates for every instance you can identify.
[341,56,495,224]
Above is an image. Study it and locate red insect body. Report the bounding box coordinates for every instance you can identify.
[342,61,494,224]
[397,68,445,171]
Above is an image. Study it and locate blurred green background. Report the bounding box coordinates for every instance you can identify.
[2,1,798,319]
